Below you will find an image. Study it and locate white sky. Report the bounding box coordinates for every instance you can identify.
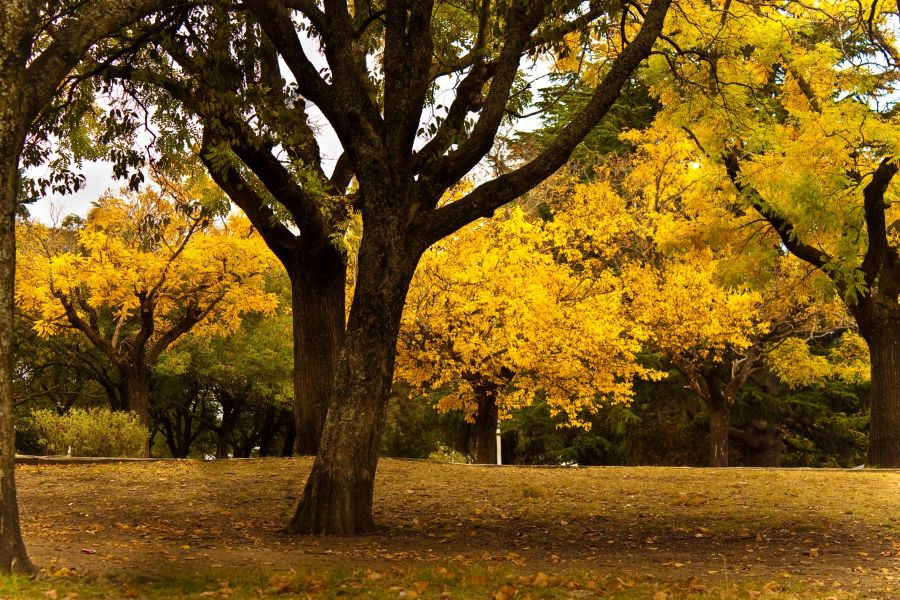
[27,160,116,222]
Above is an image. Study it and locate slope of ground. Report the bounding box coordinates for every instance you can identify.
[3,458,898,598]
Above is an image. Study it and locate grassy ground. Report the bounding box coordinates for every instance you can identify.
[2,458,897,598]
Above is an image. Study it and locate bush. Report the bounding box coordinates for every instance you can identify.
[29,407,148,457]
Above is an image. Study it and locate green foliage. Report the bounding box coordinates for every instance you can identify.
[503,378,708,466]
[381,386,471,460]
[27,407,148,457]
[737,380,869,468]
[517,80,658,171]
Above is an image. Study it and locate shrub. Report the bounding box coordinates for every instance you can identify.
[29,407,148,457]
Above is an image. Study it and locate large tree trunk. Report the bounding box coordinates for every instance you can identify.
[121,366,152,457]
[0,114,35,573]
[707,398,730,467]
[857,298,900,467]
[472,384,499,464]
[289,250,346,455]
[123,368,152,423]
[287,219,419,535]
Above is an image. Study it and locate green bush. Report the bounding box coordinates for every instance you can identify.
[29,407,148,457]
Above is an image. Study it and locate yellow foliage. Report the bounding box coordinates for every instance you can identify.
[398,206,658,427]
[768,333,870,389]
[16,182,280,367]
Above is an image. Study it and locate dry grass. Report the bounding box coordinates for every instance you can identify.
[6,458,898,598]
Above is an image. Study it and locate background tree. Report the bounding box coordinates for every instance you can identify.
[398,202,656,463]
[519,99,864,467]
[16,178,278,442]
[155,300,294,459]
[644,0,900,466]
[610,127,856,466]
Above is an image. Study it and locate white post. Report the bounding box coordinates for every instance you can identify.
[496,426,502,465]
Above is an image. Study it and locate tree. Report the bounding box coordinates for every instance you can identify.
[16,179,278,441]
[156,300,294,459]
[608,127,789,467]
[398,203,655,463]
[645,0,900,466]
[91,0,670,530]
[0,0,190,573]
[220,0,670,534]
[522,120,857,466]
[79,0,674,531]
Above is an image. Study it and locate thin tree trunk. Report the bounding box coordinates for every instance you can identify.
[287,222,418,535]
[858,300,900,467]
[707,400,730,467]
[473,385,499,464]
[161,417,180,458]
[290,252,346,455]
[215,400,237,460]
[281,415,296,457]
[257,406,277,457]
[214,437,230,460]
[0,121,35,574]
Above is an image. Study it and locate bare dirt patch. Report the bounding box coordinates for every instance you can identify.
[14,459,900,597]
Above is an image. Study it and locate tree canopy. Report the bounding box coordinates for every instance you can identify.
[16,177,279,431]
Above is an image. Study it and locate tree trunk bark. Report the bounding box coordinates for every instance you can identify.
[289,251,346,455]
[257,406,277,457]
[214,431,231,460]
[473,385,499,464]
[122,367,152,457]
[287,220,419,535]
[0,113,35,573]
[857,299,900,467]
[707,400,730,467]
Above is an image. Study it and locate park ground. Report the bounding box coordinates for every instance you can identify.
[0,459,897,599]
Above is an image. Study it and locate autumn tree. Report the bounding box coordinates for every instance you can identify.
[16,178,278,443]
[0,0,196,573]
[398,204,655,463]
[82,0,671,532]
[612,127,852,467]
[521,116,859,466]
[645,0,900,466]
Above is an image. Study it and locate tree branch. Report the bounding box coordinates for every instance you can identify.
[200,132,300,265]
[411,0,671,244]
[860,158,899,288]
[24,0,187,122]
[417,0,551,193]
[722,151,831,272]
